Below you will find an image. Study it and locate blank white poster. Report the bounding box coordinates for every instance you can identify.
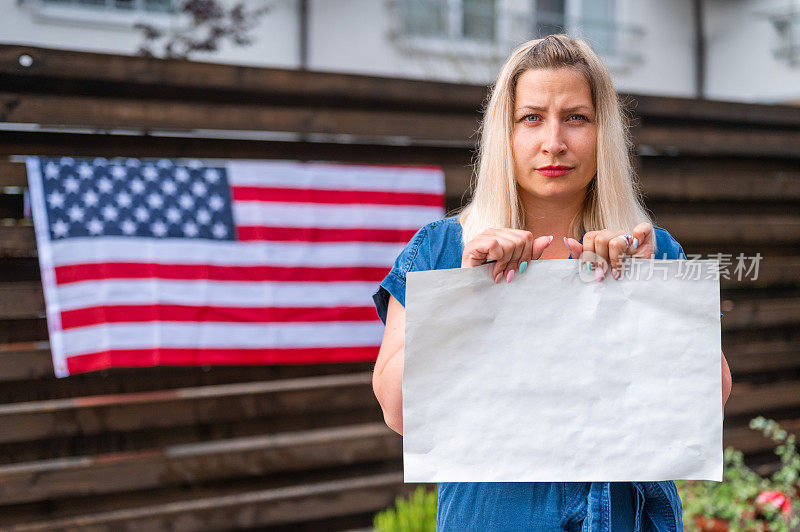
[403,259,722,482]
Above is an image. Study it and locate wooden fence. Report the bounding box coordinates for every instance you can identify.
[0,43,799,530]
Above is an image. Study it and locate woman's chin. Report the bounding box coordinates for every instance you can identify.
[524,183,585,200]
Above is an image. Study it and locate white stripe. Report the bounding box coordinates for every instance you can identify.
[26,157,70,377]
[226,160,445,193]
[61,321,384,357]
[50,238,406,268]
[232,202,441,229]
[56,279,380,311]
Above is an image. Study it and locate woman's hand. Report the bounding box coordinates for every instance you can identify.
[564,222,654,281]
[462,228,554,283]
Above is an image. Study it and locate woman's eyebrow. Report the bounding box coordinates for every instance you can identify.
[516,105,593,113]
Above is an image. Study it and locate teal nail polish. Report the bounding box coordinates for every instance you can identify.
[519,261,527,273]
[632,238,639,250]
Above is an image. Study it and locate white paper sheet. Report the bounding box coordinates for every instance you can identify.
[403,259,723,482]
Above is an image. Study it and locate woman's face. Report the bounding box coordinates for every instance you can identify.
[511,67,597,202]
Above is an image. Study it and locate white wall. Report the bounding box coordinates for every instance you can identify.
[609,0,697,98]
[704,0,800,104]
[0,0,797,104]
[0,0,300,68]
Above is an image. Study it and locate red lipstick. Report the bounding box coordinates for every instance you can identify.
[537,165,573,177]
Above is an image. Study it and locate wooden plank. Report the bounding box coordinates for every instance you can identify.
[723,418,800,454]
[725,380,800,417]
[0,422,399,505]
[636,156,800,201]
[0,160,27,188]
[0,256,40,283]
[639,168,800,201]
[0,44,486,111]
[632,93,800,127]
[0,282,43,319]
[0,93,479,144]
[0,408,383,466]
[719,256,800,289]
[0,192,23,219]
[655,213,800,245]
[634,123,800,158]
[3,470,412,531]
[0,345,53,381]
[3,45,799,128]
[0,223,34,257]
[0,317,45,343]
[724,339,800,374]
[720,298,800,331]
[0,345,373,395]
[0,130,475,162]
[0,373,374,444]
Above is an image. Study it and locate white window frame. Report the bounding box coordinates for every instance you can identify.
[388,0,505,59]
[21,0,178,30]
[534,0,644,70]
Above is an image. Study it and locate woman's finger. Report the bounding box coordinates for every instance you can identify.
[497,231,526,282]
[531,234,554,261]
[608,232,630,279]
[564,236,583,260]
[461,235,497,268]
[581,231,601,277]
[487,233,517,281]
[593,231,613,278]
[631,222,654,258]
[496,232,553,282]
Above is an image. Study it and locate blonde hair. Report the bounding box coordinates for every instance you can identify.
[454,34,654,251]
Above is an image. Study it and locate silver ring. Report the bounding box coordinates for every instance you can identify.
[620,233,633,248]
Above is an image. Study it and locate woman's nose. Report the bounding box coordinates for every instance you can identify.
[542,123,567,154]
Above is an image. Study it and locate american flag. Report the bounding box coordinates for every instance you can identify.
[26,157,445,377]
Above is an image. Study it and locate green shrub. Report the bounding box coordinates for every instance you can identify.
[677,416,800,531]
[373,486,437,532]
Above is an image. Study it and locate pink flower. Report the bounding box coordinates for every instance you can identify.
[756,490,793,516]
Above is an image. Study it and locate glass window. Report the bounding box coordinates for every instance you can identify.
[400,0,496,41]
[462,0,496,41]
[39,0,175,12]
[581,0,616,55]
[536,0,566,38]
[403,0,448,37]
[144,0,173,13]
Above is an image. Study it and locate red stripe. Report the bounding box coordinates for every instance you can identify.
[236,226,417,243]
[232,186,444,207]
[61,304,379,329]
[55,262,389,284]
[65,346,380,374]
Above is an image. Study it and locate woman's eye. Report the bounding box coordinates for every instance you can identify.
[520,114,588,123]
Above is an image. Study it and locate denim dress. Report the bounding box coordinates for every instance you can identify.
[372,215,687,531]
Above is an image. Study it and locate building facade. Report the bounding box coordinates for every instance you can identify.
[1,0,798,104]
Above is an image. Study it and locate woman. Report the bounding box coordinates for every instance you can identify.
[372,34,733,531]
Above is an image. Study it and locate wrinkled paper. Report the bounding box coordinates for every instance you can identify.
[404,259,722,482]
